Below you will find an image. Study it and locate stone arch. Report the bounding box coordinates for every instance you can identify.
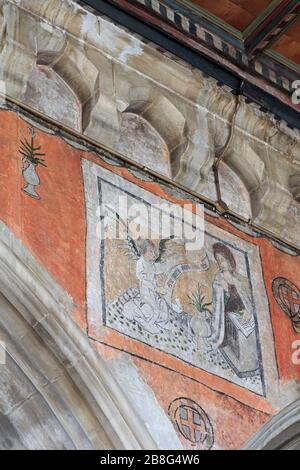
[116,87,188,178]
[212,111,294,227]
[0,3,102,133]
[221,143,266,220]
[0,221,156,450]
[218,161,252,219]
[116,112,171,176]
[225,140,293,229]
[244,399,300,450]
[23,63,82,131]
[36,50,100,132]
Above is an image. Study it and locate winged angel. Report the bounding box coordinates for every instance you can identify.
[106,207,181,334]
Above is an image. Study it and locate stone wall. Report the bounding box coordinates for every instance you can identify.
[0,0,299,450]
[1,0,300,248]
[0,102,298,449]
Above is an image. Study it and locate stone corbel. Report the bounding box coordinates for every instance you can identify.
[84,56,120,148]
[173,110,215,191]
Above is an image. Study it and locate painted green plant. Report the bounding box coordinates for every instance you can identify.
[188,284,212,314]
[19,127,46,167]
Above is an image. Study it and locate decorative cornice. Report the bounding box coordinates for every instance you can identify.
[98,0,300,100]
[2,0,300,250]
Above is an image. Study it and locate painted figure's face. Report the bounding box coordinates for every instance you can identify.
[216,253,231,273]
[144,244,157,262]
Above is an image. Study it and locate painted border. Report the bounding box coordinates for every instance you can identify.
[82,158,279,404]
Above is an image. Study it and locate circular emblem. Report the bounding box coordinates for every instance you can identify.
[168,398,214,449]
[272,277,300,334]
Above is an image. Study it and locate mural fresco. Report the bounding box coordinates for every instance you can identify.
[83,161,268,396]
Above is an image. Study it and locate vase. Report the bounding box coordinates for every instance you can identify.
[22,162,40,199]
[190,310,211,349]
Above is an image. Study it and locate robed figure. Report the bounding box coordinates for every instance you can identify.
[209,243,259,377]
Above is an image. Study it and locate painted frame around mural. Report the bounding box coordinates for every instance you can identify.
[82,157,279,403]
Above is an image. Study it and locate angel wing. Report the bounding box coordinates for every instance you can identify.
[121,236,140,261]
[155,235,175,263]
[105,205,140,260]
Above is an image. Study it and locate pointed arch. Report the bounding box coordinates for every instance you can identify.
[245,399,300,450]
[0,221,156,450]
[117,87,188,177]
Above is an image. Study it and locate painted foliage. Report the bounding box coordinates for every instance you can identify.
[83,161,269,396]
[19,126,47,200]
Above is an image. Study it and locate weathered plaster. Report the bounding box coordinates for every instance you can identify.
[0,219,157,450]
[0,0,300,247]
[0,0,299,450]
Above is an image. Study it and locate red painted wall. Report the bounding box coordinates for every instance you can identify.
[2,109,300,449]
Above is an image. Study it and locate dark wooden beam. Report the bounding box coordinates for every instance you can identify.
[245,0,300,56]
[80,0,300,131]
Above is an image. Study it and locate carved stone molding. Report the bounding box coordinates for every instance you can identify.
[0,0,300,247]
[0,220,157,449]
[245,398,300,450]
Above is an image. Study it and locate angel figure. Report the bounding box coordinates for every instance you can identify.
[106,207,178,334]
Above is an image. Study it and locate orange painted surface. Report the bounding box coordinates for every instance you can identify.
[260,240,300,381]
[1,109,300,448]
[94,327,274,414]
[0,112,87,329]
[272,17,300,66]
[190,0,273,31]
[138,357,270,450]
[94,341,270,450]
